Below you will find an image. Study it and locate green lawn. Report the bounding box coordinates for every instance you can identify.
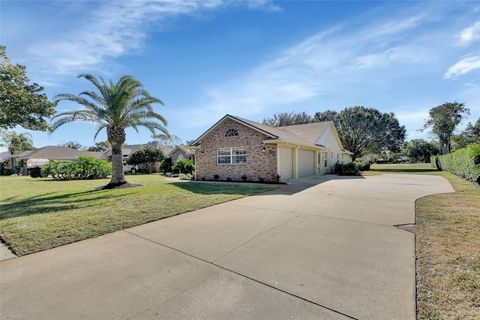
[366,163,480,319]
[0,175,272,256]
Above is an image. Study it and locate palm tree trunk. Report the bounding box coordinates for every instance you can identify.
[107,126,126,185]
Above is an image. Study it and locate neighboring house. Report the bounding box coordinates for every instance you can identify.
[3,146,104,170]
[189,114,352,182]
[104,141,173,162]
[167,146,194,162]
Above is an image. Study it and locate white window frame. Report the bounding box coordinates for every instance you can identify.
[217,147,247,165]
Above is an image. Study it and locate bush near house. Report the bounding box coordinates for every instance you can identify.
[173,158,194,174]
[41,156,111,180]
[334,162,360,175]
[431,144,480,183]
[159,157,173,174]
[127,147,164,173]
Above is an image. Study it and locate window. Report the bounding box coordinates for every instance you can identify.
[224,128,239,137]
[217,148,247,165]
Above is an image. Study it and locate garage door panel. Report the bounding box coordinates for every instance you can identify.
[278,147,293,181]
[298,149,314,177]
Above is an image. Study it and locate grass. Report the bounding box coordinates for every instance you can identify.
[367,163,480,319]
[0,175,272,256]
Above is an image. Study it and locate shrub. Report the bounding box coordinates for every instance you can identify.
[173,159,194,174]
[436,144,480,183]
[334,162,360,175]
[213,174,219,181]
[258,177,266,183]
[179,173,192,180]
[159,157,173,174]
[355,161,370,171]
[127,147,164,173]
[41,156,111,180]
[0,167,12,176]
[241,174,248,182]
[430,155,441,170]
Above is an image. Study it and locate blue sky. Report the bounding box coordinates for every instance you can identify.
[1,0,479,149]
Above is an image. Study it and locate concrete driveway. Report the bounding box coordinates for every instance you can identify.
[0,174,453,320]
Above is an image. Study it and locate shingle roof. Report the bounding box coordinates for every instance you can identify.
[229,115,331,148]
[15,146,104,161]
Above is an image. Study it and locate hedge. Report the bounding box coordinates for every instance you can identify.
[41,156,112,180]
[431,144,480,183]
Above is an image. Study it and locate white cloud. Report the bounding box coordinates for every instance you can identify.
[27,0,279,75]
[180,12,439,128]
[458,20,480,45]
[444,55,480,79]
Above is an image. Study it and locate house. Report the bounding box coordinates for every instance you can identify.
[167,146,194,162]
[104,142,174,163]
[189,114,352,182]
[2,146,105,170]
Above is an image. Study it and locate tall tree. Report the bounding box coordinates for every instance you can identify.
[424,102,470,154]
[0,46,55,131]
[263,111,313,127]
[452,118,480,149]
[51,74,168,188]
[315,107,406,160]
[403,139,438,163]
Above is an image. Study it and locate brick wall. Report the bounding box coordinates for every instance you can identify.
[194,118,278,182]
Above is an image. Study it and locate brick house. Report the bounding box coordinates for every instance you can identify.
[189,114,352,182]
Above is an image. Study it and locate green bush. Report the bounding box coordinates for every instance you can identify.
[436,144,480,183]
[41,156,111,180]
[0,167,12,176]
[172,159,194,174]
[430,155,441,170]
[334,162,360,175]
[127,147,164,173]
[355,161,370,171]
[159,157,173,174]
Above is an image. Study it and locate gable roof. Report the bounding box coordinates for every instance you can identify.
[167,145,193,157]
[16,146,104,161]
[190,114,333,149]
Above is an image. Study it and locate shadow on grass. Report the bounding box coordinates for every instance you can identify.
[0,189,135,220]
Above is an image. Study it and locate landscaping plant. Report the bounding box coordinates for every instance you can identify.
[50,74,168,188]
[172,158,194,174]
[41,156,111,180]
[432,144,480,183]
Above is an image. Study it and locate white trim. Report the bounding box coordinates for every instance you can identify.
[216,147,247,165]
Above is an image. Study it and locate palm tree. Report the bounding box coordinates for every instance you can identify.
[51,74,168,188]
[0,130,34,168]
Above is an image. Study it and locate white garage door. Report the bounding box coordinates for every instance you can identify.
[298,149,315,177]
[278,147,293,181]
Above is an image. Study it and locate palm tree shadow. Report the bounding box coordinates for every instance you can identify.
[0,189,135,220]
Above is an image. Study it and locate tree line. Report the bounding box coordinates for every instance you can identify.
[263,104,478,161]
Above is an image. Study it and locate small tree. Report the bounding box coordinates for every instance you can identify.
[424,102,470,154]
[159,157,173,174]
[127,147,164,173]
[452,118,480,149]
[172,159,194,174]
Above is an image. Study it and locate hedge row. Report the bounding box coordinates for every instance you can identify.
[431,144,480,183]
[41,156,111,180]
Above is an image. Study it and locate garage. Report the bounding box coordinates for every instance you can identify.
[298,149,315,177]
[278,147,293,181]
